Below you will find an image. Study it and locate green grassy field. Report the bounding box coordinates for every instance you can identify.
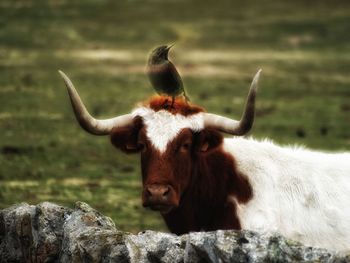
[1,0,350,233]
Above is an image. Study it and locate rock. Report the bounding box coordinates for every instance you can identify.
[60,201,129,262]
[0,202,349,262]
[129,231,184,262]
[0,202,69,262]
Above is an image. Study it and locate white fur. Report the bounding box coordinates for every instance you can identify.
[224,137,350,252]
[133,107,350,252]
[132,107,204,153]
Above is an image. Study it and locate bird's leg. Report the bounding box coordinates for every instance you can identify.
[163,98,169,108]
[171,96,175,108]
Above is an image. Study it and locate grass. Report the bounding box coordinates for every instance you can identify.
[1,0,350,233]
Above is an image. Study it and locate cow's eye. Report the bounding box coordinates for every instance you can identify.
[180,142,191,153]
[138,141,146,152]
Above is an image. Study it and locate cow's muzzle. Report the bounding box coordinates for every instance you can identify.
[142,184,178,214]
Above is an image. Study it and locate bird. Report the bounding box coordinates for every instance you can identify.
[147,44,189,107]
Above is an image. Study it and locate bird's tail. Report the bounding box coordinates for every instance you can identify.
[183,90,190,102]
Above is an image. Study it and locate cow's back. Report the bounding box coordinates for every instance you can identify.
[223,137,350,251]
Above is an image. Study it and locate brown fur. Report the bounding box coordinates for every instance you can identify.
[110,117,253,234]
[161,128,252,234]
[110,117,144,153]
[144,96,204,116]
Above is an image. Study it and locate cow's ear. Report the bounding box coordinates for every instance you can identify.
[195,128,223,153]
[110,117,143,154]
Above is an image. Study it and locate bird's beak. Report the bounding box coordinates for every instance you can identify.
[166,43,175,51]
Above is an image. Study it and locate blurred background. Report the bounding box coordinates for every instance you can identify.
[1,0,350,232]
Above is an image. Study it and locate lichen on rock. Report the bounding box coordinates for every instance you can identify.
[0,202,349,262]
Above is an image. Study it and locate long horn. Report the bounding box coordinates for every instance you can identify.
[59,70,133,135]
[203,69,261,135]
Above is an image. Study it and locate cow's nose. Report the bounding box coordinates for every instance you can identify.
[146,185,170,200]
[142,184,178,212]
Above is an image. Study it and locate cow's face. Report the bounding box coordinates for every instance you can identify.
[111,109,223,214]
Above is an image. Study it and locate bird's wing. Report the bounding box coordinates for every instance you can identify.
[149,62,184,96]
[168,62,189,100]
[166,62,184,94]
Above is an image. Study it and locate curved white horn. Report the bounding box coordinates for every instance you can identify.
[203,69,261,135]
[59,70,133,135]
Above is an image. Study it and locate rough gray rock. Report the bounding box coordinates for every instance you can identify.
[0,202,349,262]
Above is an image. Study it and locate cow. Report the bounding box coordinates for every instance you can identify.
[59,70,350,252]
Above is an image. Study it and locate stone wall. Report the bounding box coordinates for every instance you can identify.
[0,202,348,262]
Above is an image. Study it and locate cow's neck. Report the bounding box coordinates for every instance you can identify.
[162,194,241,235]
[162,148,253,235]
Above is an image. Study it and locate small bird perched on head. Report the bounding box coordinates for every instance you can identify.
[147,44,190,107]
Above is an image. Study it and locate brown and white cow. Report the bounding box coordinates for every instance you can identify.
[59,70,350,252]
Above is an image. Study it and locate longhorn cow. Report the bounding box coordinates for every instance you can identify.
[59,70,350,252]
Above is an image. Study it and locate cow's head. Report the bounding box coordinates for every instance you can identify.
[59,70,261,214]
